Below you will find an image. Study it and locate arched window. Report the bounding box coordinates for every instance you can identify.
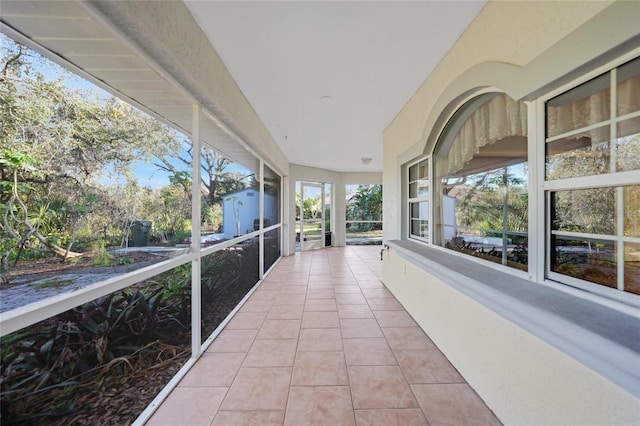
[433,93,529,271]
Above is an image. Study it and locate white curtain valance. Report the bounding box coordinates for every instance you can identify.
[436,94,527,177]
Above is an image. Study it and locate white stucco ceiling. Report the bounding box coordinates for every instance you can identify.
[185,1,487,173]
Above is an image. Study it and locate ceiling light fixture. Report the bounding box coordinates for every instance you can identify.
[320,95,333,102]
[361,157,372,165]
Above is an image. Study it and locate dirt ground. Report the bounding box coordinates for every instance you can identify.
[0,250,168,289]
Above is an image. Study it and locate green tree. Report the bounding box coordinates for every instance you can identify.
[346,185,382,230]
[0,35,182,262]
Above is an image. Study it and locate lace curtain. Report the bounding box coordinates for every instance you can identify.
[546,72,640,141]
[436,94,527,177]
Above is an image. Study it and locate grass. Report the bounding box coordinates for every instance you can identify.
[33,278,74,289]
[346,230,382,238]
[296,221,323,239]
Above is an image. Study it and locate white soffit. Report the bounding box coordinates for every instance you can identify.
[0,0,262,173]
[185,1,487,172]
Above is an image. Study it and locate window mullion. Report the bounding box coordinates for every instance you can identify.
[617,186,625,291]
[429,155,433,244]
[610,68,617,174]
[529,99,544,282]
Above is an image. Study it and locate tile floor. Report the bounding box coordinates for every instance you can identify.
[147,246,501,426]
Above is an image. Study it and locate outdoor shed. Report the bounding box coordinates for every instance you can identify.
[222,188,277,239]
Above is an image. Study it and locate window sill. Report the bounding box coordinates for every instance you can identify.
[385,239,640,398]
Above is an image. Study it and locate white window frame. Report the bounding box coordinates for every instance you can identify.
[406,156,431,243]
[540,53,640,300]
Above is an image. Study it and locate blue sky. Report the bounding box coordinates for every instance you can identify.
[3,33,251,190]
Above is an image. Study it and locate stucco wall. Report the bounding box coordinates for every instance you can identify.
[381,0,640,423]
[383,248,640,425]
[382,0,640,242]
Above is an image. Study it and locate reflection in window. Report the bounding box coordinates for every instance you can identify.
[434,94,528,270]
[549,186,640,294]
[551,236,617,289]
[551,188,616,235]
[546,56,640,180]
[545,56,640,295]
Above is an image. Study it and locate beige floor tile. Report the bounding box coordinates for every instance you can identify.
[151,247,497,424]
[146,387,227,426]
[298,328,343,351]
[279,284,308,294]
[273,294,306,305]
[225,312,267,330]
[264,272,288,280]
[354,408,428,426]
[178,352,245,387]
[412,383,502,426]
[343,338,397,366]
[340,318,384,338]
[333,284,362,294]
[308,275,331,282]
[331,271,355,278]
[266,304,304,319]
[304,298,338,311]
[336,293,368,305]
[259,281,283,290]
[374,310,417,327]
[207,329,257,353]
[220,367,292,411]
[249,290,279,301]
[356,279,384,288]
[367,298,405,311]
[301,311,340,328]
[243,339,297,367]
[306,289,335,299]
[257,319,301,339]
[338,304,375,319]
[212,410,285,426]
[286,272,309,279]
[349,365,418,409]
[362,288,393,299]
[307,281,334,289]
[394,349,464,384]
[239,299,273,313]
[291,350,349,385]
[382,327,436,350]
[284,386,355,426]
[332,277,358,285]
[284,278,308,286]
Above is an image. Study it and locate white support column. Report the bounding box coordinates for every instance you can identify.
[282,176,291,256]
[334,181,347,246]
[191,104,202,357]
[259,159,265,278]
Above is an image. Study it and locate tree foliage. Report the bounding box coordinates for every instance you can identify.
[0,35,253,270]
[346,185,382,231]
